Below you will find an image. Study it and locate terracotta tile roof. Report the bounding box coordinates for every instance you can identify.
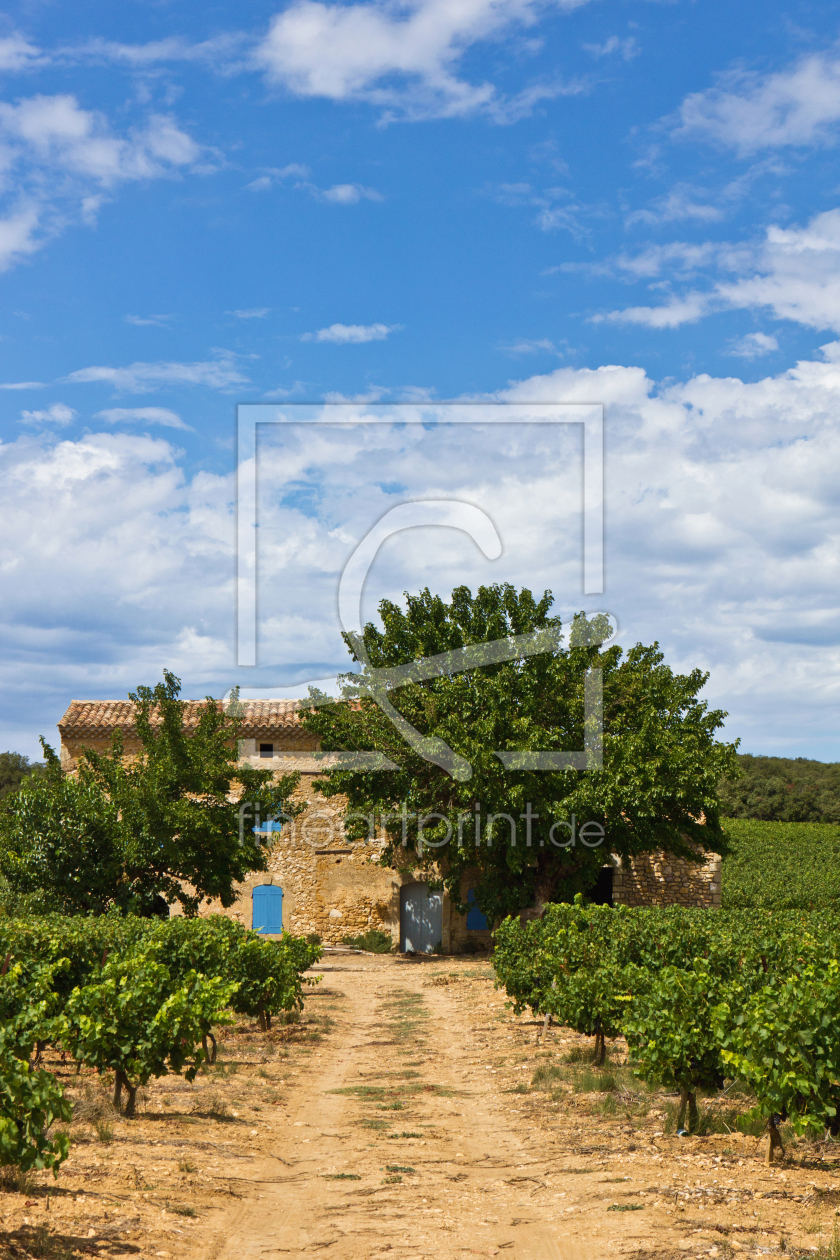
[58,698,304,738]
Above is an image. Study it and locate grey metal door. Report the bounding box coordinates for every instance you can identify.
[400,882,443,954]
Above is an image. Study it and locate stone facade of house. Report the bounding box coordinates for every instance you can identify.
[611,849,722,909]
[57,697,719,946]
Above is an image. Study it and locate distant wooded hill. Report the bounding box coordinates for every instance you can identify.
[720,754,840,823]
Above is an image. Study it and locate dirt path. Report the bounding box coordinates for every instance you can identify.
[209,954,594,1260]
[206,954,823,1260]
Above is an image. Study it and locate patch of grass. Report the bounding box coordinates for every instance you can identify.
[512,1083,528,1094]
[532,1064,565,1090]
[661,1100,766,1138]
[561,1045,589,1064]
[257,1068,271,1080]
[387,1131,423,1138]
[564,1167,594,1174]
[599,1094,618,1115]
[170,1204,198,1217]
[179,1159,197,1174]
[808,1224,840,1259]
[378,1102,406,1110]
[321,1173,361,1180]
[14,1225,75,1260]
[385,1164,415,1173]
[575,1068,618,1093]
[382,1174,402,1184]
[0,1165,38,1194]
[356,1118,388,1129]
[607,1203,644,1212]
[72,1082,115,1128]
[341,929,394,953]
[212,1060,240,1078]
[94,1117,114,1143]
[202,1091,231,1119]
[330,1085,386,1097]
[600,1177,630,1184]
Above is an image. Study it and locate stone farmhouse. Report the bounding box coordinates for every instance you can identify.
[57,699,721,950]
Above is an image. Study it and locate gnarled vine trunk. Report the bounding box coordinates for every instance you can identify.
[677,1087,698,1134]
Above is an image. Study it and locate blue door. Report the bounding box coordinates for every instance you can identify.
[252,885,283,934]
[466,888,489,931]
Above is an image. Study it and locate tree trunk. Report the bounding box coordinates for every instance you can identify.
[202,1031,217,1064]
[123,1073,138,1119]
[113,1071,124,1111]
[677,1088,698,1134]
[257,1004,267,1032]
[265,1011,272,1030]
[766,1117,784,1165]
[593,1019,606,1066]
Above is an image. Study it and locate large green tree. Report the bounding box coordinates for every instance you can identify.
[302,584,738,922]
[0,672,301,916]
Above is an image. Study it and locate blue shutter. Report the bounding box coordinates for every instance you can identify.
[252,885,284,934]
[466,888,488,931]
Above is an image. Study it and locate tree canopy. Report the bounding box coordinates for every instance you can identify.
[0,672,301,916]
[719,752,840,823]
[0,752,42,800]
[302,583,738,923]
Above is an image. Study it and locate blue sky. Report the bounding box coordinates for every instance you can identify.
[1,0,840,760]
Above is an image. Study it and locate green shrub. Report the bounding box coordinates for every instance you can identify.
[341,930,393,954]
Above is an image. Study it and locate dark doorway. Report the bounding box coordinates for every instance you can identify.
[587,866,614,906]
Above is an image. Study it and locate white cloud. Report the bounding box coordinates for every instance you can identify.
[0,34,45,71]
[727,332,779,358]
[501,337,562,355]
[253,0,591,121]
[5,349,840,757]
[599,208,840,333]
[0,96,204,184]
[227,308,271,319]
[20,402,76,425]
[124,314,175,327]
[0,95,210,271]
[612,241,721,279]
[95,407,191,430]
[245,163,311,191]
[62,34,246,68]
[583,35,639,61]
[0,205,42,271]
[715,209,840,331]
[675,51,840,154]
[0,380,44,389]
[594,291,712,329]
[301,322,398,344]
[64,353,250,393]
[626,183,724,225]
[319,183,383,204]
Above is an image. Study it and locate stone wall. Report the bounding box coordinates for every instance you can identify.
[612,848,721,908]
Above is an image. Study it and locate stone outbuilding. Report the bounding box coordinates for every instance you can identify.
[57,698,720,947]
